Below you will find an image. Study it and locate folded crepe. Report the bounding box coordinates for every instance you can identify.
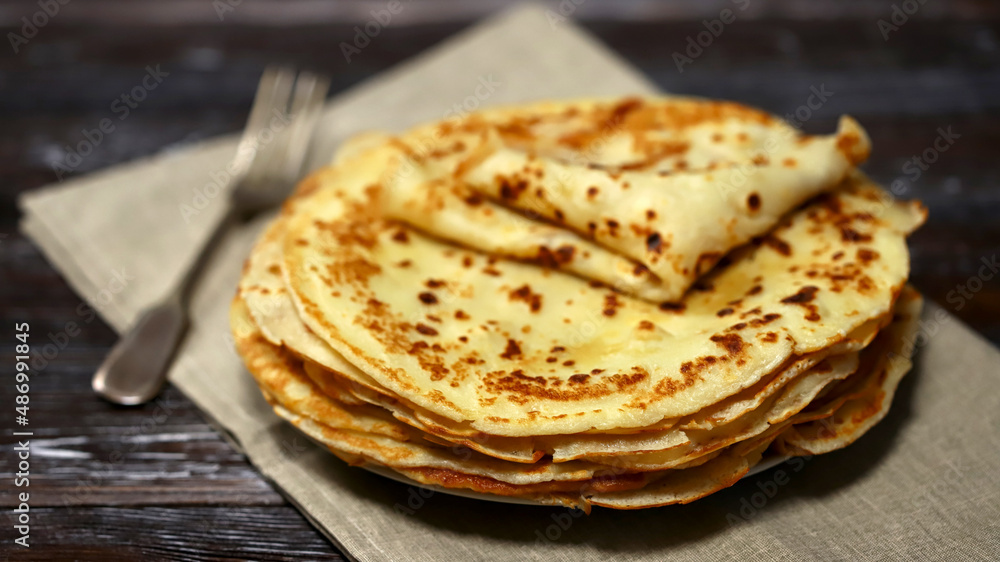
[377,97,871,302]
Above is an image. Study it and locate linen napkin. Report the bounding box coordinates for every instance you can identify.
[20,5,1000,561]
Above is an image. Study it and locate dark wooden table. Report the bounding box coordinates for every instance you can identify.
[2,1,999,559]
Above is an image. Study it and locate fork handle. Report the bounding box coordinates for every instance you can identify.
[92,297,189,405]
[92,204,236,405]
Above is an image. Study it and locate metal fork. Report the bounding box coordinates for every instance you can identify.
[92,66,330,405]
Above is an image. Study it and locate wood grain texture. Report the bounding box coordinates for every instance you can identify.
[2,507,344,561]
[1,1,998,559]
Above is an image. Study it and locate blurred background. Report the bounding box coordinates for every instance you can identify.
[1,0,998,558]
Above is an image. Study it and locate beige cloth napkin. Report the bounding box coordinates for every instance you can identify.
[20,5,1000,561]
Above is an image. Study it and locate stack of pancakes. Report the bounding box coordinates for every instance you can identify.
[231,97,926,510]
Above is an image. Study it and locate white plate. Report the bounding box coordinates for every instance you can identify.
[355,454,791,507]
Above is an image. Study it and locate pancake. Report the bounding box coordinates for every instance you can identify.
[231,286,921,509]
[229,95,926,509]
[282,167,924,437]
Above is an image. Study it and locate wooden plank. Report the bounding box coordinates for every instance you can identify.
[0,0,995,27]
[7,506,342,560]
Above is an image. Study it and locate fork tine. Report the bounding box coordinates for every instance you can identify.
[242,66,297,189]
[277,71,330,185]
[230,66,283,184]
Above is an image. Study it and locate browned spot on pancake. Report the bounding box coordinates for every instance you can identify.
[747,192,761,211]
[563,360,576,367]
[652,329,752,400]
[266,264,280,275]
[857,248,880,264]
[482,266,502,276]
[837,132,866,165]
[535,245,576,268]
[746,285,763,296]
[782,157,797,168]
[551,346,566,353]
[781,285,821,321]
[646,232,664,254]
[606,219,620,237]
[659,302,686,313]
[418,292,438,305]
[326,259,381,286]
[782,285,819,304]
[633,263,650,277]
[603,294,622,317]
[762,235,792,256]
[832,251,844,261]
[841,227,873,243]
[752,154,769,165]
[646,209,657,221]
[484,364,647,409]
[858,275,876,293]
[748,313,781,327]
[711,133,724,143]
[608,97,643,126]
[397,259,412,268]
[569,374,589,384]
[454,310,469,320]
[500,339,522,359]
[391,229,409,243]
[461,256,474,268]
[546,356,558,363]
[499,177,529,201]
[716,307,734,317]
[554,209,565,222]
[509,284,543,312]
[761,332,779,343]
[458,336,468,342]
[426,279,445,288]
[710,333,745,356]
[692,280,715,293]
[728,322,747,331]
[415,323,439,336]
[638,320,655,330]
[406,341,449,381]
[463,192,484,206]
[587,186,600,199]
